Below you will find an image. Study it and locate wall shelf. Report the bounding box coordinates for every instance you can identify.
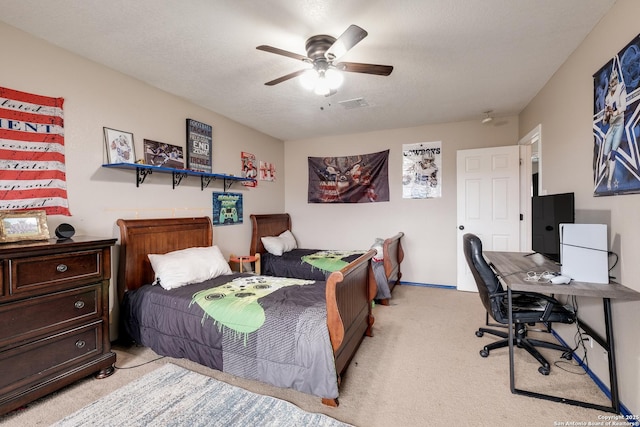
[102,163,255,191]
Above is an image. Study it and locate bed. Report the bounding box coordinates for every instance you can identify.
[116,216,376,407]
[249,213,404,305]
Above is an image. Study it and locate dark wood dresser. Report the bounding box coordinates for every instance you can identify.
[0,236,117,415]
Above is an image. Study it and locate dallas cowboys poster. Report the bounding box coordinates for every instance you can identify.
[593,33,640,196]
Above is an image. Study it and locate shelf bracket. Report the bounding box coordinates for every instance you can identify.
[172,171,188,189]
[223,178,235,191]
[201,175,213,191]
[136,167,152,187]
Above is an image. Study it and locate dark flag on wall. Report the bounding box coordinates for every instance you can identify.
[308,149,389,203]
[0,86,70,215]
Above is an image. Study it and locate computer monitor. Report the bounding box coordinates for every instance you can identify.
[531,192,575,262]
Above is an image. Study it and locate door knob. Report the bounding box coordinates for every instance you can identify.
[459,225,465,230]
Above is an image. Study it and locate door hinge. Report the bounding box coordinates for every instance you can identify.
[520,214,523,221]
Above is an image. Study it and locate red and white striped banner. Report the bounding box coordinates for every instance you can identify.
[0,86,70,216]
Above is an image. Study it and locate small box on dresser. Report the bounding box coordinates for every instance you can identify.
[0,236,117,416]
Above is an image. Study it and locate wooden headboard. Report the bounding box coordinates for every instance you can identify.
[249,213,292,255]
[116,217,212,302]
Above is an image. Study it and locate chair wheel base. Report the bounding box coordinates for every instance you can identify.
[475,330,484,337]
[538,366,550,375]
[479,349,489,358]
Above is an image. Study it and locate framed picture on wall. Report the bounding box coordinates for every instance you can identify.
[212,192,243,226]
[143,139,184,169]
[186,119,212,173]
[104,127,135,164]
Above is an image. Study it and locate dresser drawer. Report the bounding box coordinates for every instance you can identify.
[9,249,104,295]
[0,285,101,348]
[0,322,102,394]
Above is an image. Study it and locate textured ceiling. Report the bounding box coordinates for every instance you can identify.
[0,0,616,141]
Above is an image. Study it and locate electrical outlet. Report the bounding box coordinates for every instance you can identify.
[583,336,594,348]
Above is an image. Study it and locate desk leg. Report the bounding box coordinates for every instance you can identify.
[604,298,620,413]
[508,287,515,392]
[509,295,620,413]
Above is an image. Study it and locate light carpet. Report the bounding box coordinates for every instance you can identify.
[51,363,351,427]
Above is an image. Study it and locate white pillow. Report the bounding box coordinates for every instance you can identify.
[148,245,232,290]
[371,237,384,262]
[261,230,298,256]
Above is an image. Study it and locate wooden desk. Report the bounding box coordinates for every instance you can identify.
[485,251,640,414]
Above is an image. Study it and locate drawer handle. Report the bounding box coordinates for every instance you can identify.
[74,300,85,309]
[76,340,86,349]
[56,264,68,273]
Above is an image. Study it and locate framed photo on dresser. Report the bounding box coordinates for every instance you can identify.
[0,210,50,242]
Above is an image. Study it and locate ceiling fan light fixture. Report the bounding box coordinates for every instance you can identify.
[300,69,319,90]
[313,75,331,96]
[258,25,392,92]
[324,69,343,89]
[301,68,343,96]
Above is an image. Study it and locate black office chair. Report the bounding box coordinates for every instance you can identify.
[462,233,576,375]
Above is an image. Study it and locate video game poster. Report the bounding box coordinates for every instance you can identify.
[212,192,243,226]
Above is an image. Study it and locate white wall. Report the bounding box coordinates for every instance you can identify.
[520,0,640,413]
[1,22,285,335]
[284,118,519,285]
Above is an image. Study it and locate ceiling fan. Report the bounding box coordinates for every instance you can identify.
[257,25,393,96]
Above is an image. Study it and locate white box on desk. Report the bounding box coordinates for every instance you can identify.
[559,223,609,284]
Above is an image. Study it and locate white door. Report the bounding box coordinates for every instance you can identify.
[456,146,521,292]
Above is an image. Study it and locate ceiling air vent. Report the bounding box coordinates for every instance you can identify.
[338,97,369,109]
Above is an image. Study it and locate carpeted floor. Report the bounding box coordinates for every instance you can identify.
[0,286,617,427]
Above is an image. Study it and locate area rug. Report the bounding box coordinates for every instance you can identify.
[52,363,351,427]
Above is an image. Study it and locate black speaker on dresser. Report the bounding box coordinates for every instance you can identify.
[55,223,75,240]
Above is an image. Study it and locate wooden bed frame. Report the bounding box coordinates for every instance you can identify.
[116,216,376,406]
[249,213,404,305]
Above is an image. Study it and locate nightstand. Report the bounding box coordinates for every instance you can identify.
[229,253,261,275]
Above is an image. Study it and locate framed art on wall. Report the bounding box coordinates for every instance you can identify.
[241,151,257,187]
[212,192,243,226]
[143,139,184,169]
[104,127,135,164]
[593,33,640,196]
[0,210,50,242]
[186,119,212,173]
[402,141,442,199]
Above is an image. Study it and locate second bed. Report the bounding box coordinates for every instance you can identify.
[250,213,404,305]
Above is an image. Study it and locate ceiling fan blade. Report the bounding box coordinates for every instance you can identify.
[256,45,310,62]
[325,25,368,61]
[336,62,394,76]
[264,69,307,86]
